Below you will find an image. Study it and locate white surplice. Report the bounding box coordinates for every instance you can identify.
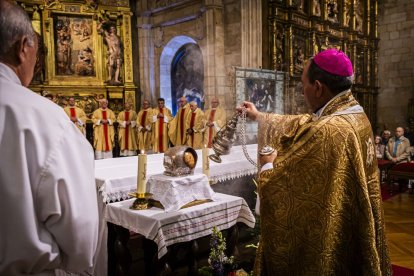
[0,63,99,275]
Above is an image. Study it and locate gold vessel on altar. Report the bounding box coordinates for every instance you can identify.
[163,146,198,176]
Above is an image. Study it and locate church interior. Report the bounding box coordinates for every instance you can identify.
[7,0,414,275]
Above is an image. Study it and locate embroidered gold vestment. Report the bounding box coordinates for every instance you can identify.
[254,91,391,275]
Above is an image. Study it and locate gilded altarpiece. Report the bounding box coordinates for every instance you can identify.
[267,0,379,128]
[17,0,137,118]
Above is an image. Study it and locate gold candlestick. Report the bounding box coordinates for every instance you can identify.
[130,151,152,210]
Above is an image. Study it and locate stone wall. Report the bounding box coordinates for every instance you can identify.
[378,0,414,133]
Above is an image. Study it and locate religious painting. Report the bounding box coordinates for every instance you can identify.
[235,67,286,144]
[171,43,204,115]
[53,15,95,76]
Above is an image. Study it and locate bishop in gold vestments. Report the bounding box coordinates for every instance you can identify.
[63,97,87,135]
[92,99,116,159]
[136,100,153,152]
[244,49,391,275]
[169,96,191,146]
[152,98,172,153]
[117,102,138,156]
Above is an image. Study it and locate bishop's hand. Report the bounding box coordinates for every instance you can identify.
[236,101,259,121]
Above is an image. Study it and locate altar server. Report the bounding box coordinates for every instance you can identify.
[240,49,391,275]
[92,98,116,159]
[0,1,99,275]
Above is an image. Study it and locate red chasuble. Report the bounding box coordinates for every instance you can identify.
[158,108,164,152]
[124,111,129,150]
[70,107,76,121]
[189,112,196,147]
[180,108,186,144]
[102,110,110,151]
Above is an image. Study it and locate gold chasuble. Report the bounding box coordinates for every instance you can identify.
[63,106,87,134]
[152,107,172,153]
[117,110,138,155]
[203,107,226,148]
[92,108,116,152]
[168,103,191,146]
[254,91,391,275]
[185,108,205,149]
[136,108,152,151]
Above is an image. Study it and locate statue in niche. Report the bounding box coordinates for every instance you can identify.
[343,0,351,27]
[294,42,305,74]
[313,0,321,16]
[56,19,73,75]
[327,0,339,23]
[355,0,363,33]
[98,21,123,85]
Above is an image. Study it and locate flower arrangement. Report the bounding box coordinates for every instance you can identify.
[198,226,236,276]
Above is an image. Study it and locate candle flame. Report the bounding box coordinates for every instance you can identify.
[141,150,145,154]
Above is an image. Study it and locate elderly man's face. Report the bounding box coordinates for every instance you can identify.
[100,100,108,108]
[124,103,131,111]
[178,98,187,108]
[68,97,75,106]
[142,101,150,109]
[190,103,197,112]
[395,127,404,138]
[211,99,219,108]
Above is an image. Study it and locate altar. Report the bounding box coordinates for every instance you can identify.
[95,144,259,203]
[94,144,259,275]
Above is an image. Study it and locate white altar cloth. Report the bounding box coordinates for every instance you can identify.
[147,174,216,212]
[95,144,258,203]
[105,193,256,259]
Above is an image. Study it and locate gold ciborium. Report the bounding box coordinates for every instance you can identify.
[209,113,238,163]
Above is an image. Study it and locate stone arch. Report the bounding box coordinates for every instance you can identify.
[160,35,200,115]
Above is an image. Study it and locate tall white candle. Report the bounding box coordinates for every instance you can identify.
[137,151,147,195]
[202,146,210,178]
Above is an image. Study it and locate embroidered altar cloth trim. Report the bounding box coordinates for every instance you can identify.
[147,173,216,212]
[104,193,256,259]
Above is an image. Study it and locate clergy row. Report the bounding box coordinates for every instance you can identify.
[64,96,226,159]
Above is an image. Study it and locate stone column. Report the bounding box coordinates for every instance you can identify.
[241,0,262,68]
[203,0,226,108]
[137,11,156,106]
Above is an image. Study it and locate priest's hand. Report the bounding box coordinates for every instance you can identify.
[101,119,108,124]
[70,116,77,123]
[125,121,130,126]
[259,150,277,167]
[186,128,194,135]
[237,101,259,121]
[157,113,164,118]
